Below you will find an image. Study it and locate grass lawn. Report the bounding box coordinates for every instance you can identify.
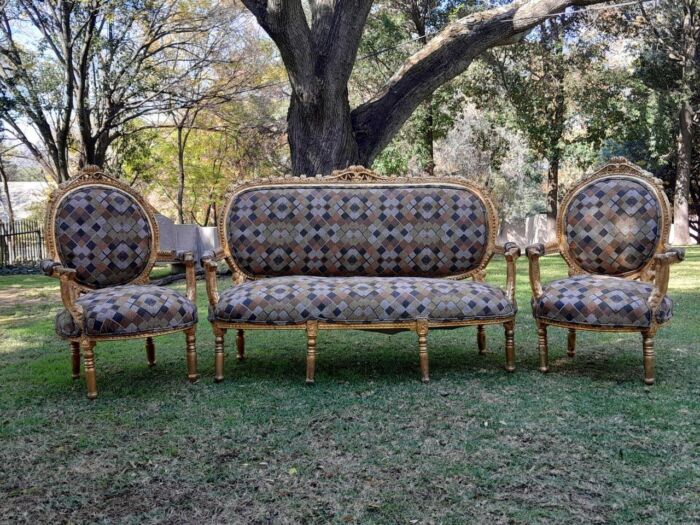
[1,251,698,524]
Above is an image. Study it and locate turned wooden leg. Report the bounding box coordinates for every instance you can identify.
[477,325,486,355]
[81,339,97,400]
[185,327,198,382]
[537,323,549,373]
[70,341,81,379]
[306,321,318,385]
[567,329,576,358]
[214,326,225,383]
[236,329,245,361]
[504,321,515,372]
[643,330,655,385]
[417,319,429,384]
[146,337,156,367]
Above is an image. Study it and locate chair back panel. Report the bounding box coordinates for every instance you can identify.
[47,169,157,289]
[223,168,497,279]
[560,160,668,276]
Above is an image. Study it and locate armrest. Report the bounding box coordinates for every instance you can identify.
[157,251,197,302]
[40,260,84,325]
[500,242,521,305]
[202,248,225,307]
[648,248,685,311]
[525,242,558,300]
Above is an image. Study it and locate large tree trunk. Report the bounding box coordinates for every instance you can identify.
[176,126,187,224]
[288,90,360,175]
[242,0,610,175]
[673,100,694,246]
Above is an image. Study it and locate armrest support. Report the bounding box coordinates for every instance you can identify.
[648,248,685,311]
[525,242,559,300]
[500,242,521,305]
[40,260,84,325]
[202,247,225,307]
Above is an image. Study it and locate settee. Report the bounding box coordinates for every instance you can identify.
[202,166,521,383]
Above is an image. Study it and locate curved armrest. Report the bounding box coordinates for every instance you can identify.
[157,251,197,302]
[525,242,558,300]
[499,242,521,305]
[40,260,84,325]
[648,248,685,311]
[202,248,225,307]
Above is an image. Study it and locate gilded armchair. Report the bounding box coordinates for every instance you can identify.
[42,166,199,399]
[526,157,684,385]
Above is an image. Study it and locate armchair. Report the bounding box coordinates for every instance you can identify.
[43,166,199,399]
[526,158,683,384]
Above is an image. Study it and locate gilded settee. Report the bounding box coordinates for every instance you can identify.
[526,157,684,384]
[203,166,520,384]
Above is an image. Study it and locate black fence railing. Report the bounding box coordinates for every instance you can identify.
[0,219,44,267]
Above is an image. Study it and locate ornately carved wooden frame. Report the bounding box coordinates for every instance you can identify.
[43,166,198,399]
[526,157,684,385]
[205,165,520,385]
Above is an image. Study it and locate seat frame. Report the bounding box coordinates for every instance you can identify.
[204,165,520,384]
[526,157,684,384]
[43,166,198,399]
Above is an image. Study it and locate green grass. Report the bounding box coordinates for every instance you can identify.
[1,251,699,523]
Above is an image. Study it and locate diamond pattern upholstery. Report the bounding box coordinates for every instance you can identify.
[210,276,515,325]
[564,177,661,275]
[532,275,672,328]
[227,185,489,278]
[55,187,152,288]
[56,285,198,337]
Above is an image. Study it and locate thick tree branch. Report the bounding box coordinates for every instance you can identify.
[240,0,317,100]
[351,0,612,164]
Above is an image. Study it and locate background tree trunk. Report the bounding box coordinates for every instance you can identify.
[546,156,559,241]
[674,100,694,245]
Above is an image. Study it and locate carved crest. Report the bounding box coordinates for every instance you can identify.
[328,165,384,181]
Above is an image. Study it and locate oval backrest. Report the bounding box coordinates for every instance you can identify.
[560,160,668,276]
[47,170,156,289]
[223,170,496,279]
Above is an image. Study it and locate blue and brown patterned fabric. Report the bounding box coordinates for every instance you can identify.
[532,275,672,328]
[56,285,197,338]
[227,185,489,278]
[55,187,153,288]
[210,276,515,325]
[564,177,662,275]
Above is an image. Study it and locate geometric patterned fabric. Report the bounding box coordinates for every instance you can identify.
[55,187,152,288]
[532,275,672,328]
[564,177,661,275]
[227,185,489,278]
[55,285,197,337]
[210,276,515,325]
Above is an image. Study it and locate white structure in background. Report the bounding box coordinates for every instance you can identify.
[0,181,51,222]
[156,214,219,271]
[498,213,698,247]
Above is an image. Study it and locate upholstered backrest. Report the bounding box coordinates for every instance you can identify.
[223,168,496,279]
[47,169,156,289]
[560,159,668,276]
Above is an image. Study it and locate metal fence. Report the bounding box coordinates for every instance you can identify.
[0,219,44,266]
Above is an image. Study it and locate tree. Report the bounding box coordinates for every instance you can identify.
[0,0,234,182]
[240,0,611,175]
[639,0,699,245]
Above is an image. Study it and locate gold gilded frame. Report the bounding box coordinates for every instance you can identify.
[526,157,684,385]
[43,166,198,399]
[204,165,520,384]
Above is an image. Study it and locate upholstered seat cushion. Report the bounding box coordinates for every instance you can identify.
[56,285,197,338]
[210,276,515,325]
[532,275,672,328]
